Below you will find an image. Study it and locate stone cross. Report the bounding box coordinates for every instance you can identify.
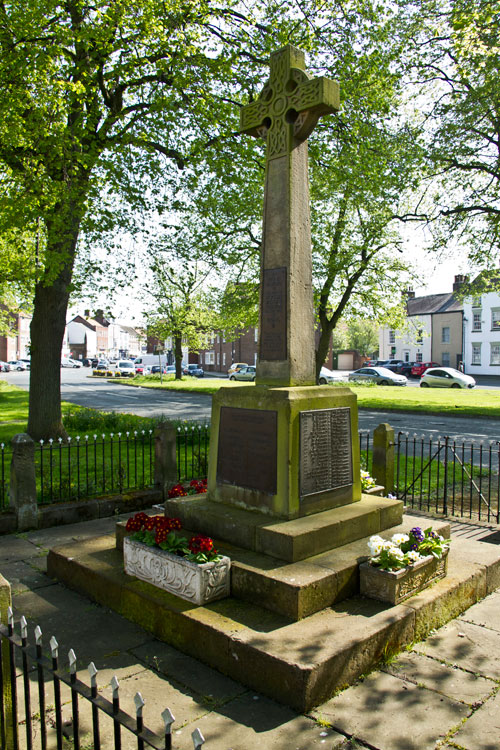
[240,45,339,386]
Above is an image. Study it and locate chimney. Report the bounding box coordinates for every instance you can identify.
[453,274,469,293]
[84,309,90,318]
[402,288,415,300]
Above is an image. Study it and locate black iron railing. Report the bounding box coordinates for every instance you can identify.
[36,431,154,505]
[396,432,500,523]
[358,430,372,473]
[176,424,210,482]
[0,608,207,750]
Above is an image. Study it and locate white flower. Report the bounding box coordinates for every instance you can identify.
[407,550,423,563]
[389,547,405,560]
[391,533,409,546]
[368,540,384,556]
[381,540,397,551]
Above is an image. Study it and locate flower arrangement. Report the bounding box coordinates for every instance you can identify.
[125,512,221,564]
[360,470,377,491]
[367,526,450,572]
[167,478,207,498]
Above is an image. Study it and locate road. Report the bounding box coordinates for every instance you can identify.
[4,367,500,441]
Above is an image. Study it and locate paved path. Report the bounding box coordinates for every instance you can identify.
[1,516,500,749]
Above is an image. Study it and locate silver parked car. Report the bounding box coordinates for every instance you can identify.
[348,366,407,386]
[318,366,339,384]
[229,365,256,381]
[420,367,476,389]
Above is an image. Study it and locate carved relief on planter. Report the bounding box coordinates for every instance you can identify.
[359,550,449,605]
[123,537,231,606]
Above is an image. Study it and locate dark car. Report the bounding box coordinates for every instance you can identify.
[394,361,416,377]
[151,365,167,374]
[382,359,405,372]
[183,363,204,378]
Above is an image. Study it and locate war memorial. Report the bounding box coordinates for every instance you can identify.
[48,46,500,712]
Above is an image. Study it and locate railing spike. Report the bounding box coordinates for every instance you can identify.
[50,636,58,658]
[192,727,205,748]
[111,675,120,698]
[88,661,98,687]
[7,606,13,627]
[68,648,77,674]
[162,707,175,731]
[134,691,145,716]
[20,615,27,639]
[35,625,42,645]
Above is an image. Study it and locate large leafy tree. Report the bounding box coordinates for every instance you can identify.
[0,0,277,439]
[402,0,500,269]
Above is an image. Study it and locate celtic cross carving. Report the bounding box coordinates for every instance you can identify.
[240,45,340,160]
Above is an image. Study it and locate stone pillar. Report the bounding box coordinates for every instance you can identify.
[9,433,38,531]
[372,423,395,495]
[0,573,14,747]
[154,424,178,500]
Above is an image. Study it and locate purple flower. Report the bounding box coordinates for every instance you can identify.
[410,527,424,542]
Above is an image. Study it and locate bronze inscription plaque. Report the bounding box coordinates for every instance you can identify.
[260,266,287,361]
[217,407,277,494]
[300,408,353,497]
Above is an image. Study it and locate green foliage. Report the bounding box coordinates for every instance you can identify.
[345,320,379,357]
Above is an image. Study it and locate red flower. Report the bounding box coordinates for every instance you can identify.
[189,535,215,555]
[165,517,182,531]
[125,511,149,531]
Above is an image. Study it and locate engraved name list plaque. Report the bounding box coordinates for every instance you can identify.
[300,407,353,497]
[260,266,287,361]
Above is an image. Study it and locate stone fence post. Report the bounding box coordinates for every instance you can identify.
[154,424,178,500]
[372,423,395,495]
[10,433,38,531]
[0,573,14,746]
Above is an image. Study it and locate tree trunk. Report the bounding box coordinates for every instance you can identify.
[27,196,85,441]
[315,321,334,382]
[174,335,183,379]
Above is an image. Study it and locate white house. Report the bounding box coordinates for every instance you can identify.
[379,277,466,368]
[463,288,500,376]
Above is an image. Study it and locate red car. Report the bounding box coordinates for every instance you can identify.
[411,361,440,377]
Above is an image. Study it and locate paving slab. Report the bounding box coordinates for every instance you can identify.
[26,516,128,548]
[458,589,500,631]
[131,640,247,705]
[12,581,149,671]
[413,618,500,680]
[450,688,500,750]
[312,670,470,750]
[0,534,40,563]
[383,651,496,705]
[0,559,53,594]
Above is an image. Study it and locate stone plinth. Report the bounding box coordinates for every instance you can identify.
[208,384,361,520]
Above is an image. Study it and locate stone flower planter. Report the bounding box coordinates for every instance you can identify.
[359,549,449,605]
[123,537,231,605]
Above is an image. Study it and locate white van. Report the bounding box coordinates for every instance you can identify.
[134,354,169,367]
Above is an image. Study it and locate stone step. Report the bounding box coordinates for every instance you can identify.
[47,520,500,713]
[116,513,450,621]
[164,493,403,562]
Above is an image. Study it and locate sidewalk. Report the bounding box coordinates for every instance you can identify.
[1,515,499,750]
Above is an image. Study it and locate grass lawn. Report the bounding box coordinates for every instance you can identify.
[115,375,500,418]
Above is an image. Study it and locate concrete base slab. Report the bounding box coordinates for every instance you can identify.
[47,522,500,712]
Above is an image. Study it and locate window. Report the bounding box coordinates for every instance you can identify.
[442,352,450,366]
[472,310,482,331]
[491,309,500,331]
[416,329,423,344]
[472,296,482,308]
[217,352,220,365]
[416,352,422,363]
[471,344,481,365]
[404,351,410,362]
[390,346,396,357]
[205,351,215,365]
[254,327,259,342]
[254,352,257,365]
[223,352,226,366]
[491,343,500,365]
[441,327,450,343]
[389,330,395,344]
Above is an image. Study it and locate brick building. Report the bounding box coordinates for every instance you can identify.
[0,311,31,361]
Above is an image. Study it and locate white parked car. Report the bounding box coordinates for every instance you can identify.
[114,360,136,377]
[318,366,339,384]
[420,367,476,389]
[61,358,82,368]
[348,366,407,386]
[8,360,28,370]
